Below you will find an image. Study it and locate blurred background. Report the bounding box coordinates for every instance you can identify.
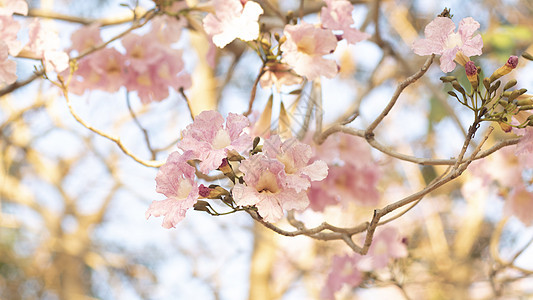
[1,0,533,299]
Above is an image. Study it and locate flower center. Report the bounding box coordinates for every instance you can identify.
[212,129,231,149]
[176,179,193,200]
[256,171,280,194]
[297,36,315,55]
[445,32,463,49]
[278,153,297,174]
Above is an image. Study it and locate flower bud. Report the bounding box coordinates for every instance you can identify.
[522,52,533,61]
[193,200,211,212]
[198,184,229,199]
[440,76,457,83]
[490,55,519,82]
[483,77,491,91]
[452,81,465,96]
[503,79,517,91]
[464,61,478,89]
[489,80,501,95]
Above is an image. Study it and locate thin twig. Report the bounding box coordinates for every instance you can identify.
[126,92,156,160]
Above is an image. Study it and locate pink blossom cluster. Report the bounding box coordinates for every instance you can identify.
[321,227,407,299]
[1,0,68,84]
[201,0,369,85]
[412,16,483,73]
[146,110,329,227]
[67,10,190,103]
[307,133,381,211]
[279,0,370,81]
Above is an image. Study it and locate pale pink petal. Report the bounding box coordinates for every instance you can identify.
[461,34,483,57]
[321,254,363,300]
[0,16,22,55]
[232,183,261,206]
[70,23,102,53]
[255,193,284,223]
[43,50,69,72]
[504,184,533,226]
[147,151,199,228]
[203,0,263,48]
[439,48,458,73]
[281,22,338,80]
[367,226,407,269]
[0,0,28,16]
[280,190,309,211]
[412,38,444,56]
[424,17,455,41]
[301,160,328,181]
[0,41,17,84]
[458,17,480,40]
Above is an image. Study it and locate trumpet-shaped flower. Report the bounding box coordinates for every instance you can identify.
[146,151,199,228]
[321,254,364,300]
[70,23,103,53]
[178,110,252,173]
[367,226,408,268]
[203,0,263,48]
[281,21,338,80]
[321,0,370,44]
[233,154,309,222]
[412,17,483,73]
[263,135,328,192]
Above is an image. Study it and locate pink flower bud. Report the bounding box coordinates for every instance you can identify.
[506,55,518,69]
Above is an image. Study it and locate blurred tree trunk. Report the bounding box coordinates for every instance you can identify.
[248,222,277,300]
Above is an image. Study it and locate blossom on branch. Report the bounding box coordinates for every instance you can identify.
[27,19,69,72]
[203,0,263,48]
[69,23,103,54]
[146,151,199,228]
[232,153,309,222]
[178,110,252,174]
[281,21,338,80]
[263,135,328,192]
[321,0,370,44]
[412,17,483,73]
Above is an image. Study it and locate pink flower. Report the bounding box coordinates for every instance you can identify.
[263,135,328,192]
[69,23,103,53]
[232,154,309,222]
[68,48,126,94]
[150,14,187,45]
[146,151,199,228]
[203,0,264,48]
[307,133,380,211]
[321,0,370,44]
[27,19,69,72]
[0,16,22,55]
[178,110,252,173]
[0,41,17,84]
[505,184,533,226]
[321,254,363,300]
[259,62,302,91]
[122,33,164,73]
[0,0,27,16]
[281,21,338,80]
[412,17,483,73]
[367,226,408,269]
[122,33,191,103]
[515,128,533,168]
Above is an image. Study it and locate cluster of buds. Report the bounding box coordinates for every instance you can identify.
[441,54,533,132]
